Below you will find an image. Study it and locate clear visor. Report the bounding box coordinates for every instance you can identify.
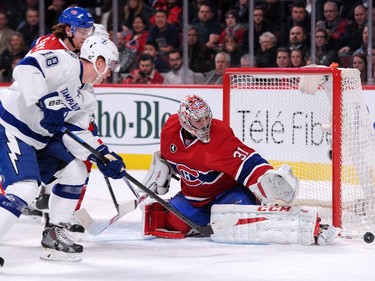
[72,26,95,38]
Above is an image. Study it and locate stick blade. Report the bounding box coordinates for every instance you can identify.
[74,208,113,236]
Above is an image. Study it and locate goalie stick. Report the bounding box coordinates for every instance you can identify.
[75,192,149,235]
[63,128,215,236]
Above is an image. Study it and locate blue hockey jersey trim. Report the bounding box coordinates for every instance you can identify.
[17,56,45,78]
[0,102,50,145]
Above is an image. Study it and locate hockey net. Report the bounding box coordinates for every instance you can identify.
[223,66,375,238]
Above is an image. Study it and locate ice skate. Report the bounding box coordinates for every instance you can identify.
[65,217,85,242]
[40,224,83,262]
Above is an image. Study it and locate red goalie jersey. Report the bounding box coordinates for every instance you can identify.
[160,114,273,207]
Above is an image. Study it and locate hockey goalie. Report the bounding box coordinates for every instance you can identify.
[140,95,340,245]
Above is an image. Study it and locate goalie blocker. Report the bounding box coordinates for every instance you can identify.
[143,202,340,245]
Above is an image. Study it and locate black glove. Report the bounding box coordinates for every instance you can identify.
[89,145,126,179]
[38,94,67,134]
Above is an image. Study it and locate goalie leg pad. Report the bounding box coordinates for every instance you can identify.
[249,164,299,204]
[142,202,189,239]
[210,204,319,245]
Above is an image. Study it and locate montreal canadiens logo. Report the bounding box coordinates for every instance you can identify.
[176,164,202,187]
[191,100,206,110]
[71,9,78,15]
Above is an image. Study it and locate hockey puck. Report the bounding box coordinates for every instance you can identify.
[363,232,374,243]
[0,257,4,267]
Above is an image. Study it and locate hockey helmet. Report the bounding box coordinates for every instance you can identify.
[178,95,213,143]
[80,36,120,73]
[59,7,94,35]
[93,24,110,38]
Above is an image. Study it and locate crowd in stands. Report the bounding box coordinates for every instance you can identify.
[0,0,374,84]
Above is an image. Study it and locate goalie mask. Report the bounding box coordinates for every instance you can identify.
[178,95,212,143]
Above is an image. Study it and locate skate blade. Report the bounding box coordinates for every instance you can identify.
[40,248,82,262]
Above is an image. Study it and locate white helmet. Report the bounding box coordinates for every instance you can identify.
[80,36,120,73]
[93,23,109,38]
[178,95,213,143]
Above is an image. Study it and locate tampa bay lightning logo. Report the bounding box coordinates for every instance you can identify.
[170,144,177,153]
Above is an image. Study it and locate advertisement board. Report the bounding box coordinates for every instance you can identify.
[1,84,375,168]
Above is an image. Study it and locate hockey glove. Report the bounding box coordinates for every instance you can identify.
[89,145,126,179]
[38,94,67,134]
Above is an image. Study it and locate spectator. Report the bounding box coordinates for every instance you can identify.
[5,0,38,31]
[204,51,230,85]
[290,48,306,67]
[251,5,271,52]
[143,40,169,73]
[126,15,150,59]
[123,0,154,29]
[16,7,39,47]
[123,53,164,84]
[260,0,291,46]
[233,0,250,28]
[164,49,195,84]
[353,25,375,56]
[0,12,16,54]
[316,1,349,50]
[314,27,341,66]
[147,9,180,57]
[255,31,278,67]
[339,4,367,55]
[9,55,22,83]
[188,0,219,24]
[275,47,291,68]
[221,34,245,67]
[0,32,29,82]
[288,25,309,54]
[110,31,136,77]
[285,1,311,41]
[192,4,222,52]
[352,53,367,84]
[45,0,66,33]
[218,9,246,48]
[150,0,183,31]
[187,25,214,73]
[240,53,251,68]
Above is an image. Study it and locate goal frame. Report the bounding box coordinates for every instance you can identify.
[223,67,343,229]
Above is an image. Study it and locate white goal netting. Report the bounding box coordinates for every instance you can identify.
[224,67,375,237]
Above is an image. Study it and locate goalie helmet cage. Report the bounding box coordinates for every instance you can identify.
[223,66,375,238]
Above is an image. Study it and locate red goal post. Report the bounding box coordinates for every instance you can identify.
[223,66,375,238]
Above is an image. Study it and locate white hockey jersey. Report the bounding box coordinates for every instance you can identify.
[0,49,97,151]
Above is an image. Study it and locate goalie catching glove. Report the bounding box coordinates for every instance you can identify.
[141,151,175,195]
[249,164,299,204]
[88,144,126,179]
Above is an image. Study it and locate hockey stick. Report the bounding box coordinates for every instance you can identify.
[62,128,139,198]
[63,128,213,236]
[122,173,214,236]
[75,192,149,235]
[62,128,214,236]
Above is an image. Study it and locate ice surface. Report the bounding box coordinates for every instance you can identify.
[1,170,374,281]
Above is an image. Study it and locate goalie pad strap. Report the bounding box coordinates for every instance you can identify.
[210,204,319,245]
